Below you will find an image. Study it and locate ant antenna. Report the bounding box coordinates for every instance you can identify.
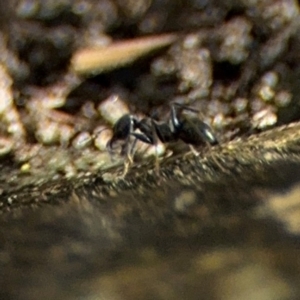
[172,102,200,114]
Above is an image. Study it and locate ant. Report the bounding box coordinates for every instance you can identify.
[106,103,218,176]
[132,104,218,147]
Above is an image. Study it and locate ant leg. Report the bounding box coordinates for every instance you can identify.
[154,148,160,175]
[106,139,116,162]
[170,103,199,131]
[121,132,151,178]
[173,102,199,114]
[121,137,134,176]
[119,115,138,176]
[121,158,131,177]
[150,119,162,175]
[170,104,181,131]
[118,142,133,178]
[189,145,200,157]
[131,132,154,160]
[131,133,153,144]
[131,122,160,175]
[131,131,154,161]
[129,138,138,157]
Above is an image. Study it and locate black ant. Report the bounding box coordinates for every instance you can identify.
[107,104,218,176]
[132,104,218,147]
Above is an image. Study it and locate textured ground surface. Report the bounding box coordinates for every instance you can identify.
[1,1,300,299]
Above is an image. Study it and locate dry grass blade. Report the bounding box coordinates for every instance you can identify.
[71,34,177,75]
